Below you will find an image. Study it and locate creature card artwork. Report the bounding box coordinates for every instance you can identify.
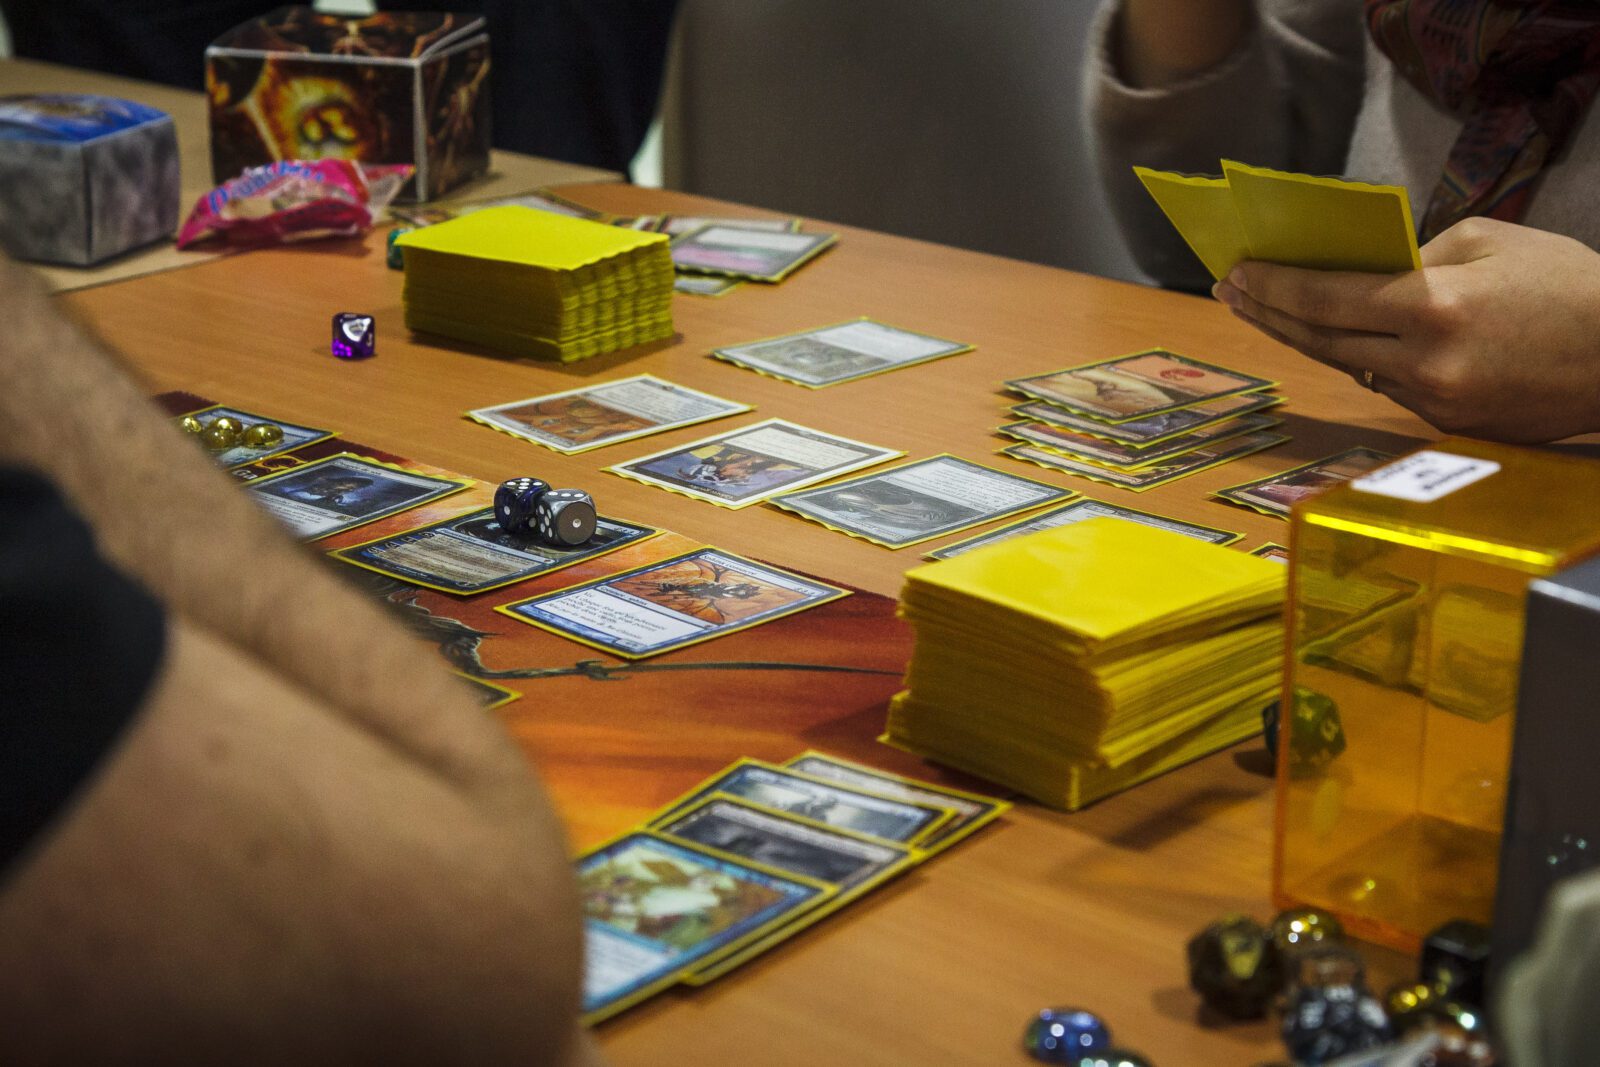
[467,375,752,454]
[1214,447,1396,518]
[497,548,850,659]
[578,831,834,1023]
[669,226,836,282]
[661,760,955,845]
[608,419,901,509]
[1011,392,1285,447]
[1251,542,1291,563]
[1003,432,1288,492]
[655,794,922,985]
[656,215,801,237]
[673,274,743,297]
[781,752,1010,852]
[330,507,658,595]
[711,319,973,389]
[997,411,1281,469]
[178,403,334,468]
[927,497,1242,561]
[769,455,1073,549]
[243,452,471,540]
[1006,349,1277,423]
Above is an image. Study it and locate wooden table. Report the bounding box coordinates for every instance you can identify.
[60,180,1433,1065]
[0,57,618,292]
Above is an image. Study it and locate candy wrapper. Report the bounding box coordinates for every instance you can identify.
[177,160,412,249]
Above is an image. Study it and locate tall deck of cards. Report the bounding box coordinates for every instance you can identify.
[580,753,1009,1023]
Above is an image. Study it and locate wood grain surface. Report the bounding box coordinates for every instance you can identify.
[59,181,1431,1065]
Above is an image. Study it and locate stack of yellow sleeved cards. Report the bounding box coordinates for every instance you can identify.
[885,518,1287,810]
[394,205,674,362]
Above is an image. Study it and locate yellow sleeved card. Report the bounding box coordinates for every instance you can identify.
[1135,160,1421,280]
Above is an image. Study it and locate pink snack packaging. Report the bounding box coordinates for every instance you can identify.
[177,159,412,248]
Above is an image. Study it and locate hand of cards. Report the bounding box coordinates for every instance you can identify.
[579,752,1009,1024]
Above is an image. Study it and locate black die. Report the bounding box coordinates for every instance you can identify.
[535,489,597,546]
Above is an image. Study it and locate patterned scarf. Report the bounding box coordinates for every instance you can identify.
[1366,0,1600,240]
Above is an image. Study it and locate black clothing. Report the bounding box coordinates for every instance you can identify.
[0,468,166,877]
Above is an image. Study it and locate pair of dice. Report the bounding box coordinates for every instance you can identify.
[494,477,597,546]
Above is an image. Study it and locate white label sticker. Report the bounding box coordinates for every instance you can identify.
[1351,450,1500,502]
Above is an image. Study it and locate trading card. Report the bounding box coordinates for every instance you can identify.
[497,547,849,659]
[330,507,658,595]
[455,673,521,709]
[467,375,752,455]
[610,214,664,230]
[660,759,955,845]
[243,453,471,540]
[608,418,901,509]
[659,794,921,984]
[711,319,972,388]
[1251,542,1291,564]
[578,830,834,1023]
[1006,349,1277,422]
[178,404,334,468]
[782,751,1011,852]
[1214,447,1395,517]
[1011,393,1285,447]
[998,411,1280,469]
[1002,431,1289,492]
[928,497,1243,560]
[769,454,1073,549]
[657,214,801,236]
[670,225,837,282]
[673,274,743,297]
[392,187,603,226]
[652,794,915,891]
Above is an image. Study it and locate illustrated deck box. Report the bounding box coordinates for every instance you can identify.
[0,94,179,266]
[206,6,490,201]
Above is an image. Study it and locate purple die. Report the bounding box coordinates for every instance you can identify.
[331,312,376,359]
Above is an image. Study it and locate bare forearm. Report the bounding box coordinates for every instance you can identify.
[0,255,524,796]
[1116,0,1251,87]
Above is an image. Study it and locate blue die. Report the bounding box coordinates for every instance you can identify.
[494,477,550,534]
[1023,1007,1111,1063]
[331,312,376,359]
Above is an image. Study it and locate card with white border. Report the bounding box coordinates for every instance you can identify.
[467,375,752,455]
[927,497,1242,560]
[1010,392,1284,446]
[608,418,901,509]
[712,319,972,388]
[1006,349,1276,423]
[670,225,836,282]
[769,454,1073,549]
[496,547,849,659]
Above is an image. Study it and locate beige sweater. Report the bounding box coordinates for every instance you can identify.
[1085,0,1600,290]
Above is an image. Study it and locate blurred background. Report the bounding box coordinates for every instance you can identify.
[0,1,1146,284]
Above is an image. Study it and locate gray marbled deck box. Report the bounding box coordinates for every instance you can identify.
[0,94,179,266]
